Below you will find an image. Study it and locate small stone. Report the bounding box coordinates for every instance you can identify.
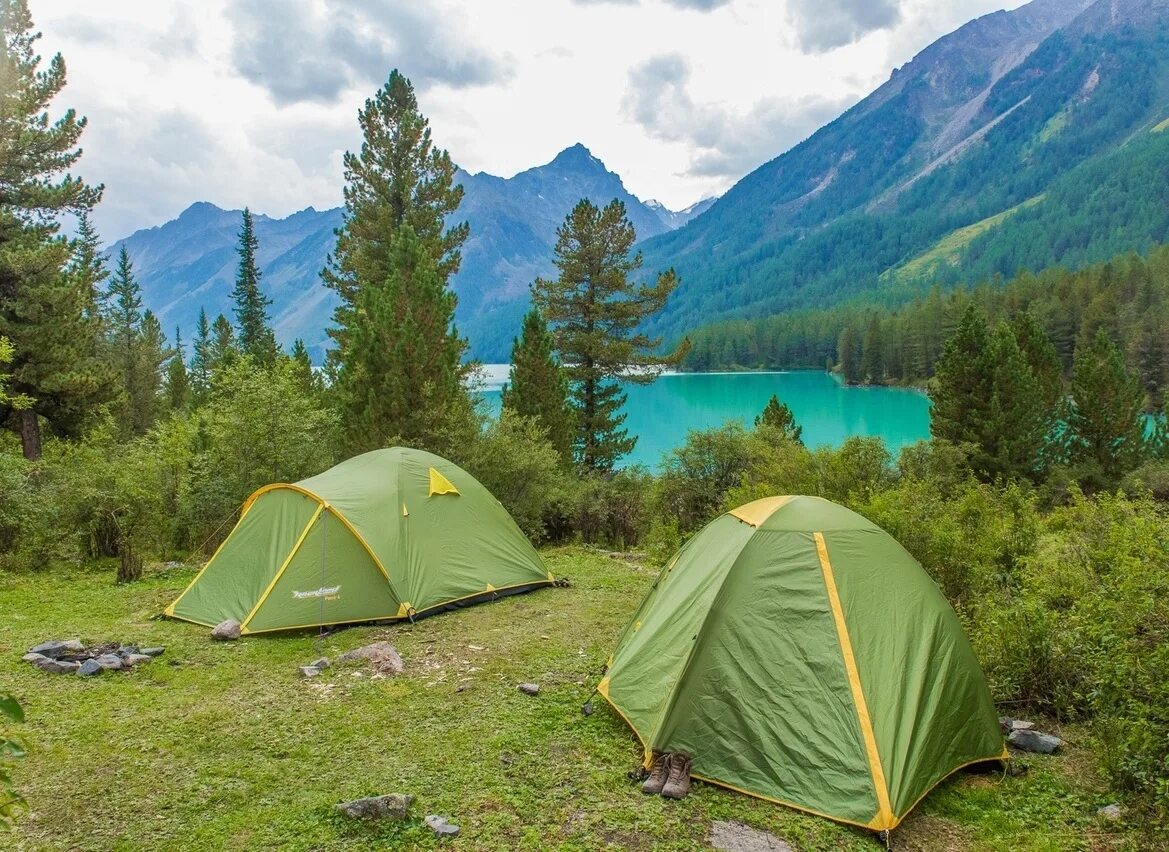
[1008,729,1062,754]
[298,666,322,678]
[140,647,165,657]
[309,657,330,669]
[518,682,539,696]
[335,793,414,821]
[22,652,49,664]
[122,654,154,666]
[708,819,794,852]
[29,639,85,659]
[581,702,594,716]
[998,715,1013,734]
[95,653,124,671]
[116,645,140,657]
[211,619,242,641]
[34,657,81,674]
[1011,719,1035,731]
[425,814,460,838]
[336,641,404,675]
[78,659,104,677]
[1097,803,1124,821]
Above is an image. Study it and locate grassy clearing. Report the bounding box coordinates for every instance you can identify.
[0,549,1144,850]
[883,196,1044,285]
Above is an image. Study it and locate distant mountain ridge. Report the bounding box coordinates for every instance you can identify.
[638,0,1169,340]
[112,144,706,361]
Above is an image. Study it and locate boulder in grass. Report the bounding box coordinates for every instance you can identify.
[78,659,104,677]
[140,647,165,657]
[309,657,330,670]
[336,642,403,675]
[518,682,539,696]
[335,793,414,821]
[425,814,460,838]
[122,654,154,667]
[22,652,49,664]
[95,654,124,671]
[1008,729,1062,754]
[1097,803,1124,821]
[211,619,242,641]
[34,658,81,674]
[298,666,322,678]
[29,639,85,659]
[708,820,795,852]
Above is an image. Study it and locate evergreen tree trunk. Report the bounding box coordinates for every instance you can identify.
[18,408,39,460]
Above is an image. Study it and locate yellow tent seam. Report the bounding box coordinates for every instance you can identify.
[815,530,895,830]
[239,482,391,584]
[240,504,324,632]
[728,495,793,527]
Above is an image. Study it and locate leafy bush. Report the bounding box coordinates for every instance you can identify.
[570,468,653,549]
[0,693,25,831]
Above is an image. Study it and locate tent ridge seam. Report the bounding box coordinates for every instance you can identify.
[814,530,895,830]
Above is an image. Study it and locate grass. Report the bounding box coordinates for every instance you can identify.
[883,196,1045,285]
[0,548,1147,850]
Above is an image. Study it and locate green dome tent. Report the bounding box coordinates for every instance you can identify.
[166,448,554,635]
[599,495,1004,833]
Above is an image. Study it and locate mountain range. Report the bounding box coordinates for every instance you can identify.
[118,0,1169,362]
[110,144,709,361]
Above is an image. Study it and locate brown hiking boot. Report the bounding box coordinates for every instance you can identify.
[641,751,670,794]
[660,751,692,799]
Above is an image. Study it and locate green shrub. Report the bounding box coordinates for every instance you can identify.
[570,468,653,549]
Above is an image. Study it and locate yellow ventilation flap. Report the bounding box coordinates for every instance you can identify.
[428,467,459,496]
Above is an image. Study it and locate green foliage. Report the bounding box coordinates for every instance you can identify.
[533,199,685,472]
[656,424,754,535]
[501,307,574,464]
[0,0,106,459]
[188,308,211,406]
[754,394,802,444]
[458,409,572,543]
[207,313,237,374]
[230,208,277,364]
[104,249,169,437]
[0,691,25,831]
[0,336,30,410]
[569,468,654,549]
[1066,329,1148,486]
[164,327,189,412]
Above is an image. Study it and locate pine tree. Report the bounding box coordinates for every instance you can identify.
[929,305,992,452]
[0,0,105,458]
[836,326,861,384]
[532,199,686,472]
[104,247,147,436]
[1067,329,1148,483]
[860,316,884,383]
[165,326,189,411]
[0,336,31,410]
[130,310,168,432]
[501,307,574,463]
[982,322,1047,480]
[289,338,320,395]
[336,225,470,452]
[71,212,107,320]
[208,314,238,375]
[189,307,211,405]
[324,70,472,452]
[754,394,803,445]
[230,208,276,363]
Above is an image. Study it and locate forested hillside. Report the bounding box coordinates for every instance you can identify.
[686,243,1169,406]
[642,0,1169,343]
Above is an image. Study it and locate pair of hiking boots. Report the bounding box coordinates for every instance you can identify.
[641,750,692,799]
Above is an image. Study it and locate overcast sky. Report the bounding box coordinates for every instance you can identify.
[34,0,1029,242]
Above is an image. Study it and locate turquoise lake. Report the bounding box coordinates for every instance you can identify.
[477,367,931,469]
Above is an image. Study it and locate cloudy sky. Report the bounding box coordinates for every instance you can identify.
[35,0,1029,242]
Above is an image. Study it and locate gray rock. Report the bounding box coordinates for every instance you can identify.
[336,641,403,675]
[581,702,594,716]
[122,653,154,666]
[29,639,85,659]
[22,652,49,664]
[298,666,322,678]
[1097,803,1124,820]
[94,653,124,671]
[1011,719,1035,731]
[309,657,330,669]
[998,715,1013,734]
[140,647,165,657]
[1008,729,1062,754]
[211,619,242,641]
[116,645,140,657]
[518,682,539,696]
[334,793,414,821]
[708,820,794,852]
[33,657,81,674]
[425,814,460,838]
[78,659,104,677]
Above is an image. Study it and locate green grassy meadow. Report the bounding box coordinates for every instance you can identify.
[0,549,1142,850]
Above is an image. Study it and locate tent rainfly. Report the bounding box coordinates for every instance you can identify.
[166,448,554,634]
[599,495,1005,834]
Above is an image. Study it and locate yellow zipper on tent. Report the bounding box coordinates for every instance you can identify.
[814,531,895,830]
[239,503,325,634]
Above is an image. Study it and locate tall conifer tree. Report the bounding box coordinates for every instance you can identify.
[533,199,685,472]
[324,70,472,453]
[754,394,803,445]
[1067,329,1147,482]
[501,307,574,463]
[0,0,106,458]
[208,314,237,374]
[189,307,211,405]
[230,208,276,363]
[165,327,189,411]
[929,305,992,451]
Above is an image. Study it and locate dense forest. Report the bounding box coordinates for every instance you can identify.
[686,243,1169,406]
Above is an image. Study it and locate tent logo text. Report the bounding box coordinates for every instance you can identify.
[292,585,341,600]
